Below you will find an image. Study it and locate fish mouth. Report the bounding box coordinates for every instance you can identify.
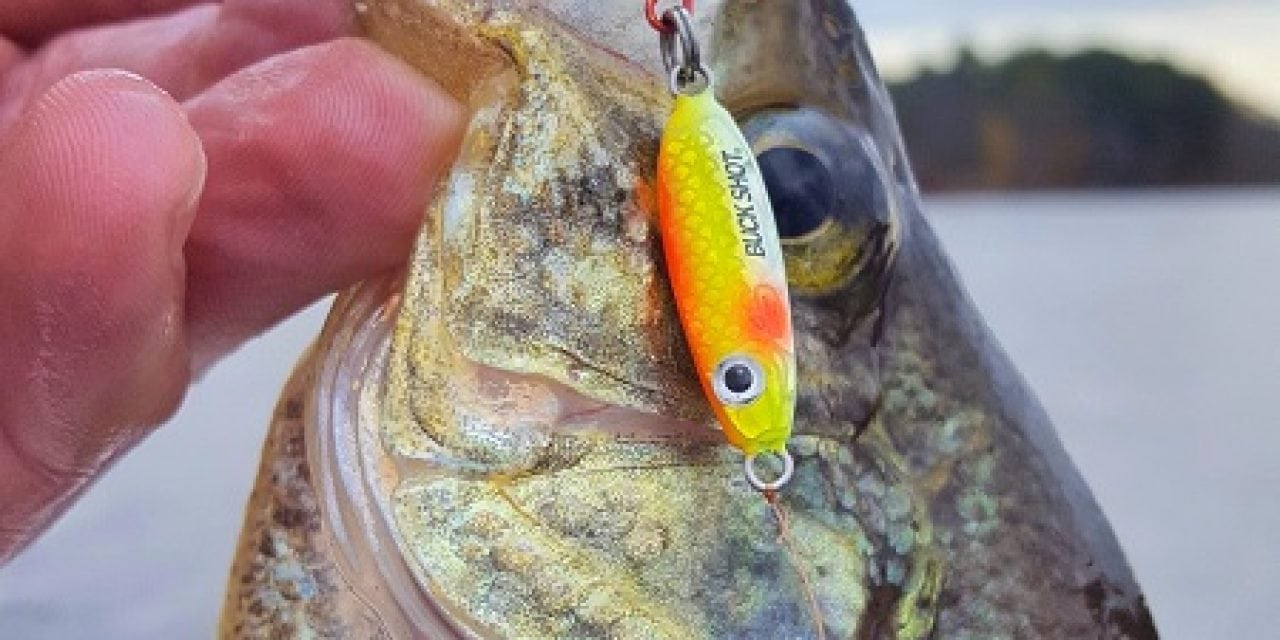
[307,280,886,640]
[443,362,722,446]
[309,277,736,638]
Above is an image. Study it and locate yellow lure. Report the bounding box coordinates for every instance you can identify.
[657,89,796,458]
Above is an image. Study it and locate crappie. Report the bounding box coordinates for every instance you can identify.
[219,0,1159,637]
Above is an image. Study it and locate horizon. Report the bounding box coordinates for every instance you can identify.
[858,0,1280,119]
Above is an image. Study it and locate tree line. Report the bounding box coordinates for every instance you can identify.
[888,48,1280,191]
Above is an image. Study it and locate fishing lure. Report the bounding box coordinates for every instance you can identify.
[649,1,797,492]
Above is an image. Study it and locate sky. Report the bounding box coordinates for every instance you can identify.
[855,0,1280,118]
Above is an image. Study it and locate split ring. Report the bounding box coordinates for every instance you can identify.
[744,449,795,493]
[658,6,711,95]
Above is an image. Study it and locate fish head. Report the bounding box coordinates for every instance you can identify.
[296,1,1156,638]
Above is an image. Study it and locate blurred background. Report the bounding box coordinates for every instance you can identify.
[865,0,1280,190]
[2,1,1277,638]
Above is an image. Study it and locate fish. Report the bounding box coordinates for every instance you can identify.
[218,0,1160,638]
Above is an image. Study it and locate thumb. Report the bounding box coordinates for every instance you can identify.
[0,70,206,562]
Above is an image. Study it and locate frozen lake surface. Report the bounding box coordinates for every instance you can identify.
[2,188,1277,639]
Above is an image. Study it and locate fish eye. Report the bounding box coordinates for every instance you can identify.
[713,355,764,406]
[757,146,834,240]
[740,107,898,300]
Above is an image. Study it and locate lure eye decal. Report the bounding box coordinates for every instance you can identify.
[712,355,765,406]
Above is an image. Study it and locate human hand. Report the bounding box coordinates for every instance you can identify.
[0,0,464,562]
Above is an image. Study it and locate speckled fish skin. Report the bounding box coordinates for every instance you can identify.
[658,90,795,455]
[219,1,1159,638]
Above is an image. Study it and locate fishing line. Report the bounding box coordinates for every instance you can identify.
[765,491,828,640]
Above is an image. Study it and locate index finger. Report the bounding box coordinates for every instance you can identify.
[0,0,205,44]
